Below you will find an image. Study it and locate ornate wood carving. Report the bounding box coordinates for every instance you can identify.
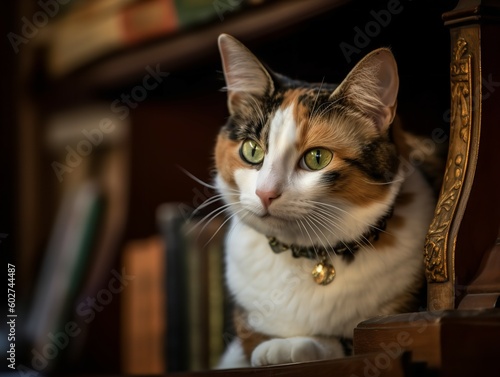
[424,38,472,283]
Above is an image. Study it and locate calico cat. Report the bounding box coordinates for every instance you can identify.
[213,34,435,368]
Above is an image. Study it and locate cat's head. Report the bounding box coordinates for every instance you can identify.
[214,34,403,247]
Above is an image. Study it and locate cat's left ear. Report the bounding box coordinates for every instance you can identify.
[218,34,274,115]
[332,48,399,132]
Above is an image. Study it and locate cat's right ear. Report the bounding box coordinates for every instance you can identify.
[218,34,274,115]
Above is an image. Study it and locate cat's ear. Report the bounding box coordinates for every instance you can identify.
[218,34,274,115]
[332,48,399,132]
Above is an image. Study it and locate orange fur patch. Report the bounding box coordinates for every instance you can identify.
[214,134,246,188]
[329,163,391,206]
[233,306,270,360]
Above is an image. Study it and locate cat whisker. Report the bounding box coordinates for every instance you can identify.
[203,207,247,248]
[315,204,394,245]
[308,94,349,128]
[295,218,307,240]
[190,193,238,220]
[309,210,342,235]
[312,205,383,254]
[317,194,393,210]
[247,95,267,127]
[361,178,405,185]
[309,211,355,257]
[177,165,240,194]
[304,214,338,263]
[313,206,346,229]
[308,102,336,129]
[315,204,378,253]
[177,166,218,190]
[302,216,330,258]
[357,234,377,253]
[310,200,393,236]
[297,218,319,258]
[314,101,337,119]
[186,201,239,236]
[308,79,325,125]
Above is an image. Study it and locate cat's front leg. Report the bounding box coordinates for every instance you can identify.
[250,336,345,366]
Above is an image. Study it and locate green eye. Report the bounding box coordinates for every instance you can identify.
[302,148,333,170]
[240,139,264,164]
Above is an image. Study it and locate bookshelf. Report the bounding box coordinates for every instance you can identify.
[46,0,352,97]
[9,0,462,375]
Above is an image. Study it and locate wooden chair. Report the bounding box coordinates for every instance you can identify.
[353,1,500,375]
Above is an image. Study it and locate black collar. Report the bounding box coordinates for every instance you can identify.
[267,207,393,261]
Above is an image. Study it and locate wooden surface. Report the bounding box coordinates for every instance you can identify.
[354,309,500,376]
[45,353,410,377]
[354,312,443,370]
[175,353,410,377]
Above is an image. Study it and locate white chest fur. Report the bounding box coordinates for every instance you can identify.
[223,169,435,339]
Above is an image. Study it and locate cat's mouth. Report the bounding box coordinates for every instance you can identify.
[251,210,278,221]
[246,207,299,224]
[241,200,311,223]
[256,207,286,219]
[246,205,280,218]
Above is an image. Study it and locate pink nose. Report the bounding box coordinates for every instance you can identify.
[256,189,281,210]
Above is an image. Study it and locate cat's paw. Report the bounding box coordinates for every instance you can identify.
[251,337,341,366]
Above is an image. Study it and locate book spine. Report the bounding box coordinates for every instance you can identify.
[157,203,190,372]
[121,237,166,374]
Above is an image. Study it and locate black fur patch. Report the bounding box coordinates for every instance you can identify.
[321,171,341,185]
[222,86,286,143]
[297,88,338,118]
[344,140,399,182]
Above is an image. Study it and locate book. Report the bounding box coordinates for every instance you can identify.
[121,236,166,374]
[157,203,190,372]
[183,213,226,370]
[24,180,104,371]
[156,202,228,372]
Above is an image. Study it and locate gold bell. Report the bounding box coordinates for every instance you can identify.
[312,260,336,285]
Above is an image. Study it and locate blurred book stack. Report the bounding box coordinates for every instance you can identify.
[23,105,130,372]
[45,0,254,77]
[121,202,229,374]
